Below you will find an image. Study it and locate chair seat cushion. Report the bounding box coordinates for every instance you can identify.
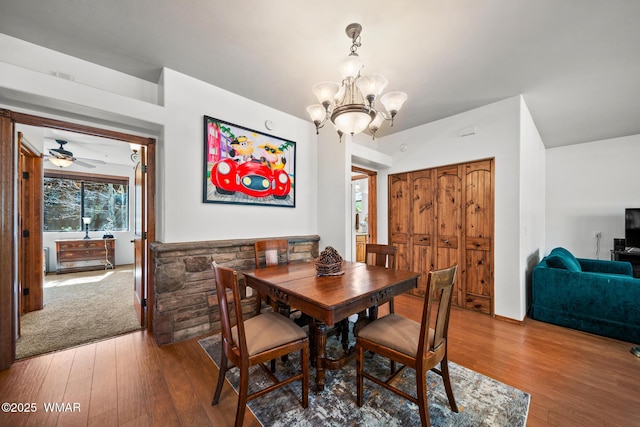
[358,313,434,357]
[233,311,307,356]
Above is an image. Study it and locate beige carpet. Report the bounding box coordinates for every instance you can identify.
[16,266,142,359]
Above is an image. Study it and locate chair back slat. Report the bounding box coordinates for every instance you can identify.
[365,244,397,270]
[255,239,289,268]
[419,265,457,359]
[213,263,248,361]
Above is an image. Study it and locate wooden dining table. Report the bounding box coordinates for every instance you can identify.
[242,261,420,391]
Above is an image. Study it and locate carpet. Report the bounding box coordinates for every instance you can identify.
[199,330,530,426]
[16,266,141,359]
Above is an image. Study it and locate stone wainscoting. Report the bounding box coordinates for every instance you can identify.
[150,235,320,345]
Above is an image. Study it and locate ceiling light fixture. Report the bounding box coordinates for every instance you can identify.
[307,23,407,140]
[49,157,73,168]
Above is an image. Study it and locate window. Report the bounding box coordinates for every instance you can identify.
[44,171,129,232]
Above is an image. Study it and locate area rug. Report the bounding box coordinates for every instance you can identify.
[199,330,530,426]
[16,266,141,359]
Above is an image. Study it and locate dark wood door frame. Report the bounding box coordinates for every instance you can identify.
[351,166,377,244]
[0,109,156,371]
[18,133,44,316]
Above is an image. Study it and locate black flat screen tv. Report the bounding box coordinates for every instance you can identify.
[625,208,640,249]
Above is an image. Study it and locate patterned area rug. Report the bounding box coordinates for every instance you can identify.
[199,330,530,426]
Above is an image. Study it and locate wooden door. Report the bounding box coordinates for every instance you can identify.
[388,173,411,273]
[18,136,44,315]
[463,159,494,314]
[410,169,435,297]
[435,165,462,305]
[132,150,146,326]
[387,159,494,315]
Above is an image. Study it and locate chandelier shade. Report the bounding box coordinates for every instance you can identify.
[312,81,340,106]
[306,104,326,122]
[49,157,73,167]
[331,104,376,135]
[356,74,388,103]
[307,23,407,139]
[339,55,364,80]
[380,91,408,116]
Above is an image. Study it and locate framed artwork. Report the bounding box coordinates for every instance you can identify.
[203,116,296,207]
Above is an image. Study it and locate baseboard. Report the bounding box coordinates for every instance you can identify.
[494,314,523,325]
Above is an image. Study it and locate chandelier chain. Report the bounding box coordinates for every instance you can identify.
[350,35,361,56]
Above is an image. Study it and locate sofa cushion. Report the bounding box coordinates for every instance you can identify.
[548,247,582,272]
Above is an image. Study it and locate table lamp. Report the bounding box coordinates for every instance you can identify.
[82,217,91,239]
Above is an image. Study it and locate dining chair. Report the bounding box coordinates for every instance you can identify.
[355,265,459,427]
[254,239,289,315]
[211,263,309,427]
[365,243,398,313]
[353,244,399,337]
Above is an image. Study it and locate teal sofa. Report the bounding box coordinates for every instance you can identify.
[531,247,640,343]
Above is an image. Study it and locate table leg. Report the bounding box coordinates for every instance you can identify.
[309,318,317,368]
[313,321,327,391]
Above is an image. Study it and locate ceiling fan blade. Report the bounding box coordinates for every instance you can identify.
[73,160,97,168]
[76,157,107,164]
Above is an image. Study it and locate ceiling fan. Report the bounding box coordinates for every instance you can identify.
[45,140,106,169]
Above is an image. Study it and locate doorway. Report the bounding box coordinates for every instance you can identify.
[351,166,378,261]
[0,109,156,368]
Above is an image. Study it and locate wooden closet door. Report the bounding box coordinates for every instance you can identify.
[463,159,494,314]
[435,165,462,305]
[388,173,411,273]
[410,170,435,297]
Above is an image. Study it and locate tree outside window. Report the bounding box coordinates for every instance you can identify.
[44,171,129,232]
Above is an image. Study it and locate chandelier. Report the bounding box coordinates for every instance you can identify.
[306,23,407,139]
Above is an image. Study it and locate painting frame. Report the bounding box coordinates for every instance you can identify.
[203,116,296,207]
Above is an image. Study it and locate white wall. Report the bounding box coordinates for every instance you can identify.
[0,37,319,246]
[0,34,158,104]
[518,97,546,315]
[317,131,350,256]
[375,96,533,320]
[546,134,640,259]
[159,69,317,243]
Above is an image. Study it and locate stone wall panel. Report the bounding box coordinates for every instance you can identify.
[150,235,319,344]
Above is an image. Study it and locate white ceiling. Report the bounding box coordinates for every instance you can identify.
[41,129,135,167]
[1,0,639,148]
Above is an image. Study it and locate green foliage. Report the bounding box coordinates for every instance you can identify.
[279,141,294,152]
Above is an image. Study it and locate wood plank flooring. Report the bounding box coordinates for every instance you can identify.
[1,294,639,426]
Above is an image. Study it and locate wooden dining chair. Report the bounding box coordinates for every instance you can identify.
[365,243,398,313]
[211,263,309,427]
[356,265,459,427]
[353,244,399,338]
[253,239,289,315]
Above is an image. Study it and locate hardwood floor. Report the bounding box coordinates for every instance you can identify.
[1,294,638,426]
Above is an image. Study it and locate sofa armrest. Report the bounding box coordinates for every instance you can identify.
[578,258,633,276]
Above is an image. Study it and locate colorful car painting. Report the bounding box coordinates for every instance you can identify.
[210,158,291,199]
[203,116,296,207]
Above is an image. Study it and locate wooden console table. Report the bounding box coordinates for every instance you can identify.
[56,238,115,274]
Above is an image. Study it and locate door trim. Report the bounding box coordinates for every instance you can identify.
[0,111,17,370]
[351,166,377,243]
